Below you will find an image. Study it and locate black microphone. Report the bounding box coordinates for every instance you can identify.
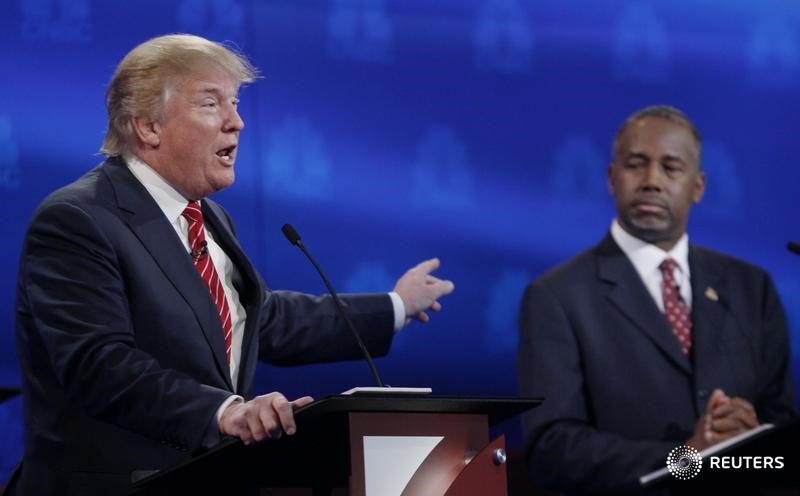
[281,223,385,388]
[788,241,800,256]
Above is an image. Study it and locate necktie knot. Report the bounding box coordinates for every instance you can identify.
[660,258,678,282]
[658,258,678,273]
[182,201,204,225]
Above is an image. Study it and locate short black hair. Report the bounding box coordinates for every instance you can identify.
[612,105,702,166]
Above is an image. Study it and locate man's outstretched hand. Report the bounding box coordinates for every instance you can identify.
[394,258,455,323]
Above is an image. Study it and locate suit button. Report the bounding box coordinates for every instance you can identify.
[697,389,709,398]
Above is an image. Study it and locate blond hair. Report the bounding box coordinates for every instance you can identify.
[101,34,257,156]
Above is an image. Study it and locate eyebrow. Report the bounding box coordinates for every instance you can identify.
[197,87,224,97]
[662,154,686,163]
[624,151,686,164]
[195,86,238,100]
[624,152,648,161]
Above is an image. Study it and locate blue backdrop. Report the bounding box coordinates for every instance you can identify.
[1,0,799,483]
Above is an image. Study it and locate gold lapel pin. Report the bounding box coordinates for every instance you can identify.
[705,287,719,302]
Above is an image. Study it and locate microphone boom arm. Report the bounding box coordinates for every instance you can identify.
[282,224,385,388]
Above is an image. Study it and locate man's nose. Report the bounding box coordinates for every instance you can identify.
[640,163,662,190]
[225,107,245,132]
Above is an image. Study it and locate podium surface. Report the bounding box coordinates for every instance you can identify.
[134,395,540,494]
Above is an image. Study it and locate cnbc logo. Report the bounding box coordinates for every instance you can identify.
[666,445,703,480]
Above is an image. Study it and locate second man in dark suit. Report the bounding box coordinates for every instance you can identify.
[518,105,795,494]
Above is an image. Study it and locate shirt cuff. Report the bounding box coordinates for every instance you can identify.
[216,394,244,425]
[388,291,407,332]
[202,394,244,448]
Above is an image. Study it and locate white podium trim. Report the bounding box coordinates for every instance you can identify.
[363,435,444,496]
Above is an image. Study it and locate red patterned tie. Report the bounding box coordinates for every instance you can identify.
[659,258,692,355]
[182,201,232,363]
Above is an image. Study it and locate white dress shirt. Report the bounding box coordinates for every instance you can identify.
[124,154,406,430]
[126,154,248,389]
[610,219,692,312]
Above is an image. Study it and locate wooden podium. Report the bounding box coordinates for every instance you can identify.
[132,395,540,495]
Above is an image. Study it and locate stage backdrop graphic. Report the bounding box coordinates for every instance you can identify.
[1,0,799,483]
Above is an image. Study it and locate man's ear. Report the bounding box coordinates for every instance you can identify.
[693,171,707,203]
[131,116,161,149]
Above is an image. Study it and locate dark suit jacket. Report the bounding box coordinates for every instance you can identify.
[518,233,795,495]
[13,158,395,495]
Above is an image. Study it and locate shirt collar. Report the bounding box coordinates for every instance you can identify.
[123,153,192,224]
[610,219,690,279]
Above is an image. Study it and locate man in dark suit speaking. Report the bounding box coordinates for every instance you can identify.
[517,105,795,494]
[12,34,454,494]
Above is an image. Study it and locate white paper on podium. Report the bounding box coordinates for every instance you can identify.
[341,386,432,395]
[363,435,444,496]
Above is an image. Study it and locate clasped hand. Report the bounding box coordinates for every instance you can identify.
[687,389,759,450]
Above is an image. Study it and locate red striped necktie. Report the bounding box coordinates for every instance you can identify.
[659,258,692,356]
[182,201,232,363]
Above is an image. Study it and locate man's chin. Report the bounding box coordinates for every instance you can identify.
[623,219,671,243]
[211,173,236,192]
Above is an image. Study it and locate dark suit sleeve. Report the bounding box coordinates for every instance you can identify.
[518,282,674,494]
[19,201,230,451]
[256,290,395,365]
[203,198,396,366]
[753,273,796,423]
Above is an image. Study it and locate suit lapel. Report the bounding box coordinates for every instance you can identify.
[203,200,266,394]
[102,159,233,389]
[688,246,728,377]
[596,234,693,375]
[201,200,263,394]
[200,201,260,304]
